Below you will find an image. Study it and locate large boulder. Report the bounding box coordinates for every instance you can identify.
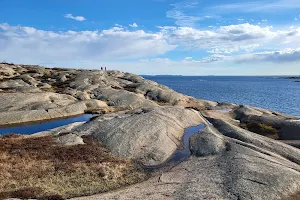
[74,106,204,165]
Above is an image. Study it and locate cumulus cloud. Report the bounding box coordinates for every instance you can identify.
[0,23,176,64]
[236,48,300,63]
[64,14,86,22]
[173,48,300,65]
[162,23,300,54]
[129,23,138,28]
[1,22,300,72]
[134,47,300,72]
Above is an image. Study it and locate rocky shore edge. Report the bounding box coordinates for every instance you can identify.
[0,62,300,200]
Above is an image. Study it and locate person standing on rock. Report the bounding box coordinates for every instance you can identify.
[101,67,103,70]
[105,66,107,71]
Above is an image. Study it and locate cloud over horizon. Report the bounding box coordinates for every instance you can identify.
[1,0,300,75]
[1,5,300,75]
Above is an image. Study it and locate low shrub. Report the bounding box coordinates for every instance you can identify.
[241,122,279,139]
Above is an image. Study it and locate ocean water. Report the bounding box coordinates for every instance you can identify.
[143,76,300,117]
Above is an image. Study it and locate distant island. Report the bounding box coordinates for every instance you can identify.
[285,76,300,82]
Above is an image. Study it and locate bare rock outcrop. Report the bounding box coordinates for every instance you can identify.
[73,120,300,200]
[2,63,300,200]
[234,105,300,140]
[0,92,107,125]
[74,106,204,165]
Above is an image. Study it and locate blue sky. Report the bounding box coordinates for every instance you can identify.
[1,0,300,75]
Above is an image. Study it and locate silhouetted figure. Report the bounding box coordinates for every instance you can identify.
[101,67,103,70]
[105,66,107,71]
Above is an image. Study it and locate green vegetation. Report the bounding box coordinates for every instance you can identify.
[0,134,146,199]
[241,122,279,139]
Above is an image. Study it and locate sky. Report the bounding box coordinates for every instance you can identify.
[1,0,300,75]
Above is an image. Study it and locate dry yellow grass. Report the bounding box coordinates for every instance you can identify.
[0,134,146,199]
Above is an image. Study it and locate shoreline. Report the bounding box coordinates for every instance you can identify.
[1,62,300,200]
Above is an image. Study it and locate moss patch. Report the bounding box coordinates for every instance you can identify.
[241,122,279,139]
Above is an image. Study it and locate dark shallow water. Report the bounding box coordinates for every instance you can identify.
[145,124,205,171]
[143,76,300,117]
[0,114,93,135]
[167,124,205,164]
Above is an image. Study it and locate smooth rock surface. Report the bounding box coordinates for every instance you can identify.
[32,122,85,137]
[73,121,300,200]
[74,106,204,165]
[0,92,106,125]
[190,126,227,157]
[1,63,300,200]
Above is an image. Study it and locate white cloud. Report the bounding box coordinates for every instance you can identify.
[200,48,300,64]
[207,44,262,54]
[162,23,300,54]
[1,22,300,75]
[129,23,138,28]
[166,0,216,27]
[64,14,86,22]
[184,56,193,60]
[114,24,123,27]
[139,47,300,67]
[236,48,300,63]
[177,48,300,65]
[206,0,300,13]
[199,54,231,63]
[0,23,175,64]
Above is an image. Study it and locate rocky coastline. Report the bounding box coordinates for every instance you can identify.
[0,62,300,200]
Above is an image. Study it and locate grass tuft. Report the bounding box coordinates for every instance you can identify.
[0,134,146,199]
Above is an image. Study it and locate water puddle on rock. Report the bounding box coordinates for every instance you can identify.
[217,109,232,113]
[0,114,94,135]
[144,124,205,172]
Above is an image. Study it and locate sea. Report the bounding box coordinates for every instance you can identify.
[142,76,300,117]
